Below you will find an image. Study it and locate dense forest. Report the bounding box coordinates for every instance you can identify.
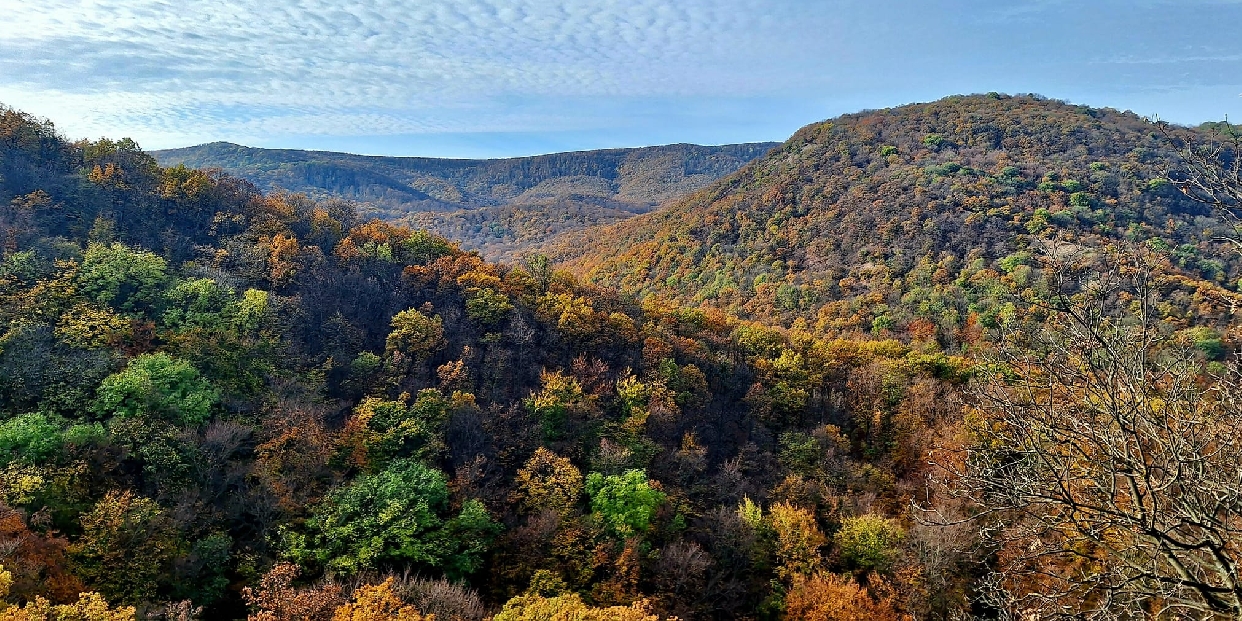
[551,94,1239,331]
[3,96,1242,620]
[152,142,776,261]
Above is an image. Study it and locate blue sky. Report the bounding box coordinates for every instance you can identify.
[1,0,1240,157]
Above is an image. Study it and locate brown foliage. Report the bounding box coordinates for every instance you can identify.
[243,563,344,621]
[784,573,904,621]
[0,505,83,603]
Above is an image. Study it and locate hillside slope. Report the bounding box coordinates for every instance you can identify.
[550,94,1233,331]
[0,103,995,619]
[153,141,777,260]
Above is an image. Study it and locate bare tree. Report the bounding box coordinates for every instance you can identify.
[1167,123,1242,213]
[930,250,1242,619]
[1162,120,1242,253]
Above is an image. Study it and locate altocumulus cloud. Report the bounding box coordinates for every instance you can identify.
[0,0,833,150]
[1,0,1240,155]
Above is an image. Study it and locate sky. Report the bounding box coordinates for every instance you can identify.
[1,0,1240,158]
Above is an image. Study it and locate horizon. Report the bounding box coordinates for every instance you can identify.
[55,93,1236,161]
[3,0,1241,159]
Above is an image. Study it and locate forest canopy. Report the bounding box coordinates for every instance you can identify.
[2,96,1241,620]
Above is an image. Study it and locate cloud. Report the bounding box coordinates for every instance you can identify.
[0,0,1239,153]
[0,0,836,147]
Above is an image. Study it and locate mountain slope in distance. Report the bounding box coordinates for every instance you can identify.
[152,141,778,260]
[548,94,1235,331]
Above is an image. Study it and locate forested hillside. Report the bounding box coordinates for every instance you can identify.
[552,94,1237,332]
[152,142,776,261]
[4,98,1242,621]
[0,105,992,620]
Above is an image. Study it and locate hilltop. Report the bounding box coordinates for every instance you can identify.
[152,141,777,261]
[550,94,1236,332]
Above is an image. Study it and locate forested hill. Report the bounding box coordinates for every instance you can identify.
[0,103,999,619]
[550,94,1237,329]
[152,141,777,261]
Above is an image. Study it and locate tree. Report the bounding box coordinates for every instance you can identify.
[1,563,136,621]
[242,563,344,621]
[784,572,902,621]
[385,309,445,359]
[341,391,450,471]
[93,353,218,425]
[75,243,167,315]
[768,502,826,581]
[584,470,664,538]
[330,579,427,621]
[834,515,904,573]
[285,459,499,577]
[68,491,175,605]
[492,593,660,621]
[514,448,583,516]
[161,277,236,331]
[936,253,1242,618]
[525,371,591,441]
[1165,122,1241,220]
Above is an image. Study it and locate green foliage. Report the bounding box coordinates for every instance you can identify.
[347,390,450,469]
[6,98,1242,618]
[401,230,455,264]
[170,533,233,606]
[526,371,589,441]
[286,459,499,577]
[584,469,665,538]
[1069,191,1092,207]
[69,491,175,605]
[0,413,63,465]
[162,278,236,330]
[76,243,168,315]
[778,431,821,476]
[833,514,904,572]
[350,351,382,376]
[385,308,445,359]
[997,251,1032,274]
[92,353,218,425]
[235,288,269,332]
[464,287,513,325]
[1183,327,1226,360]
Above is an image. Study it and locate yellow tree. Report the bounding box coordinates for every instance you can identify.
[0,564,135,621]
[331,579,428,621]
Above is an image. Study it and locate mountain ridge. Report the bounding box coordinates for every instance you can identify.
[547,94,1234,330]
[153,140,779,260]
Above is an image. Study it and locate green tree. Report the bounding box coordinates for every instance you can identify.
[584,469,665,538]
[464,287,513,325]
[343,390,450,470]
[76,243,167,315]
[833,514,903,572]
[286,459,499,577]
[385,309,445,359]
[161,277,236,330]
[0,414,63,465]
[93,353,218,425]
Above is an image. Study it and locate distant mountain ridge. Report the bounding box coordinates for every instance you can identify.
[152,141,778,260]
